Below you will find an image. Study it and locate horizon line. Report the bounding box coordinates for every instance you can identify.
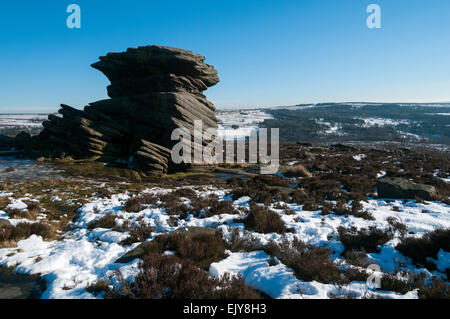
[0,101,449,114]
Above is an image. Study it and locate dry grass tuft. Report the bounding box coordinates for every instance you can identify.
[123,193,157,213]
[0,222,56,247]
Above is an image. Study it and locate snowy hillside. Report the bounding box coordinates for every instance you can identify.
[0,114,49,136]
[0,144,448,299]
[217,103,450,146]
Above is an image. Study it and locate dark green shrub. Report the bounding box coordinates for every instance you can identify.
[123,193,157,212]
[264,239,341,284]
[396,229,450,269]
[338,226,393,253]
[87,214,117,230]
[101,254,262,299]
[243,203,287,234]
[130,231,227,269]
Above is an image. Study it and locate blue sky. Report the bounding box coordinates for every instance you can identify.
[0,0,449,113]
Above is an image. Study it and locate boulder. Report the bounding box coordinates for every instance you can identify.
[91,45,219,97]
[14,131,32,148]
[0,134,14,149]
[26,45,220,174]
[377,177,438,200]
[0,219,11,227]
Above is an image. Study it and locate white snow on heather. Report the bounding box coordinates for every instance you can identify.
[6,198,28,210]
[357,117,411,127]
[286,161,299,168]
[0,234,132,299]
[398,103,450,108]
[377,170,387,178]
[0,186,229,298]
[398,131,422,141]
[86,229,130,244]
[0,192,13,198]
[0,185,449,299]
[216,109,273,139]
[232,196,251,206]
[0,114,49,128]
[209,251,417,299]
[316,119,346,136]
[353,154,367,161]
[434,169,450,183]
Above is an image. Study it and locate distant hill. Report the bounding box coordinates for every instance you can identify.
[218,103,450,147]
[0,114,50,136]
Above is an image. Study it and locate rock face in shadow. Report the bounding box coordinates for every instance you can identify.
[30,45,220,174]
[377,177,438,200]
[0,135,14,150]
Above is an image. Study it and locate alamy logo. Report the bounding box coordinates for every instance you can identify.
[171,120,279,174]
[367,4,382,29]
[66,4,81,29]
[366,264,382,289]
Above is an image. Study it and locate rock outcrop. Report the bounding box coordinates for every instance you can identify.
[0,219,11,227]
[32,45,219,174]
[377,177,438,200]
[0,135,14,150]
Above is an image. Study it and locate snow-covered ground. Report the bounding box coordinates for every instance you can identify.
[0,114,49,136]
[0,114,48,128]
[357,118,411,128]
[0,185,448,299]
[398,131,422,141]
[216,109,273,139]
[0,106,448,299]
[316,119,347,136]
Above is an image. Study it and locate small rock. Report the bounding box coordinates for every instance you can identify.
[0,134,14,148]
[0,219,11,227]
[377,177,438,200]
[329,144,357,151]
[14,131,32,148]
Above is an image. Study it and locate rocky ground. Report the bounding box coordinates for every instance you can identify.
[0,143,449,299]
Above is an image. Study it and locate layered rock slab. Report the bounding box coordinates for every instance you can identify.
[31,45,220,174]
[377,177,438,200]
